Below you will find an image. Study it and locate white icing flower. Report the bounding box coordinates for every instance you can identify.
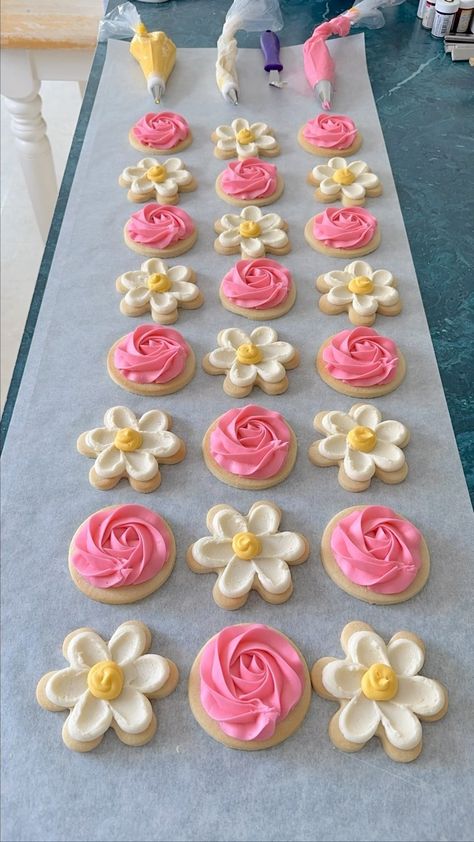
[120,157,193,201]
[208,326,295,387]
[321,260,399,318]
[42,622,171,743]
[214,118,277,158]
[312,157,380,202]
[316,403,408,482]
[117,258,198,320]
[322,627,446,750]
[217,205,288,258]
[192,502,306,600]
[82,406,180,483]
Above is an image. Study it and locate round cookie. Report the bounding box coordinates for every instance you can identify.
[305,206,380,258]
[297,114,362,157]
[316,326,406,398]
[188,623,311,750]
[124,203,197,258]
[219,258,296,320]
[129,111,192,154]
[107,324,195,396]
[316,260,401,326]
[215,157,284,207]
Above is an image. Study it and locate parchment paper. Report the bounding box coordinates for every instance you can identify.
[1,36,473,842]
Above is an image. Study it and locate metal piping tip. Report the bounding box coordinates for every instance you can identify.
[315,79,332,111]
[227,87,238,105]
[151,83,164,104]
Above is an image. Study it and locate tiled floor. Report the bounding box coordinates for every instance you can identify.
[1,81,82,410]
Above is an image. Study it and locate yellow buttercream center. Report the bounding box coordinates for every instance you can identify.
[236,128,255,145]
[239,221,261,239]
[236,343,262,365]
[361,663,398,701]
[232,531,262,560]
[114,427,143,452]
[347,426,377,453]
[87,660,124,700]
[348,275,374,295]
[333,167,356,185]
[146,164,167,183]
[147,272,171,292]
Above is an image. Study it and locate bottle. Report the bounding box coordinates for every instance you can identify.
[431,0,460,36]
[421,0,436,27]
[452,0,474,32]
[417,0,427,18]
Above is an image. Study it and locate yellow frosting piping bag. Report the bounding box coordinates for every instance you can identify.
[130,22,176,104]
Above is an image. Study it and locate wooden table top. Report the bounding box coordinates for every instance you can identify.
[1,0,102,50]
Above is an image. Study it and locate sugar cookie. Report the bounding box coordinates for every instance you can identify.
[308,157,382,207]
[311,621,448,762]
[216,157,284,207]
[129,111,192,154]
[305,206,380,258]
[297,114,362,157]
[124,203,197,258]
[316,261,401,326]
[316,326,406,397]
[119,157,196,204]
[107,324,195,396]
[211,118,279,159]
[219,258,296,320]
[215,206,290,258]
[116,258,202,324]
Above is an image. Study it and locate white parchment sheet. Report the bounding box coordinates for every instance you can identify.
[1,36,473,842]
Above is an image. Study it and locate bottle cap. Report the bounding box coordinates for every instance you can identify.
[435,0,459,10]
[458,0,474,8]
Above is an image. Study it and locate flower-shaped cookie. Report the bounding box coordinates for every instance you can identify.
[203,326,299,397]
[316,260,401,326]
[116,258,202,324]
[311,621,448,762]
[309,158,382,207]
[308,402,409,492]
[119,157,196,204]
[77,406,185,493]
[187,501,309,609]
[214,206,290,259]
[36,621,179,752]
[211,118,279,160]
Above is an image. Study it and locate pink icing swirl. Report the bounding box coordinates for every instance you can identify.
[71,505,170,589]
[220,157,277,200]
[331,506,422,594]
[131,111,189,149]
[322,326,398,387]
[127,204,195,248]
[209,404,291,480]
[114,324,189,384]
[200,624,304,741]
[221,258,291,310]
[313,207,377,250]
[302,113,357,149]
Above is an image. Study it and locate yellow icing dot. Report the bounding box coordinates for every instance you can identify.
[87,660,124,701]
[114,427,143,452]
[232,531,262,560]
[147,272,171,293]
[239,221,261,239]
[346,426,377,453]
[236,128,255,145]
[348,275,374,295]
[146,164,167,183]
[333,167,356,185]
[361,663,398,701]
[236,343,262,365]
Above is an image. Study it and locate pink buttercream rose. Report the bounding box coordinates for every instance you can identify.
[131,111,189,149]
[322,326,398,387]
[209,404,291,480]
[220,157,277,200]
[331,506,422,594]
[127,204,195,247]
[302,113,357,149]
[221,258,291,310]
[114,324,189,384]
[200,624,304,741]
[313,206,377,250]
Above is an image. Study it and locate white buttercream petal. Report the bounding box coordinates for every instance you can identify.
[347,631,390,668]
[247,501,280,535]
[255,359,286,383]
[209,506,248,539]
[143,258,167,275]
[347,160,368,176]
[109,687,153,735]
[344,448,375,481]
[341,182,366,200]
[357,172,379,189]
[85,428,116,452]
[319,433,347,461]
[260,341,294,362]
[236,140,259,158]
[139,430,179,457]
[215,124,235,139]
[352,294,378,316]
[192,536,235,567]
[377,701,422,751]
[218,557,255,598]
[241,237,265,258]
[260,230,288,249]
[250,326,277,346]
[137,410,168,433]
[104,406,138,431]
[373,285,399,306]
[164,157,183,172]
[326,270,352,288]
[219,138,238,152]
[66,691,113,742]
[346,260,373,277]
[45,668,89,707]
[255,134,277,150]
[231,118,250,134]
[339,693,380,744]
[220,213,243,230]
[254,557,292,594]
[395,677,445,716]
[124,286,151,308]
[375,420,408,445]
[241,206,263,222]
[149,291,177,315]
[121,165,146,182]
[370,442,405,472]
[351,404,381,428]
[155,179,178,197]
[94,446,126,479]
[219,229,242,248]
[387,638,425,676]
[229,361,258,387]
[123,654,170,695]
[132,174,155,195]
[258,212,281,231]
[123,450,159,482]
[65,631,110,669]
[168,279,198,301]
[259,531,305,561]
[166,265,189,283]
[218,327,250,349]
[250,121,270,137]
[209,347,238,369]
[371,269,393,286]
[327,286,354,305]
[119,271,148,290]
[172,169,191,186]
[313,164,335,180]
[109,621,149,666]
[321,411,355,435]
[320,180,342,198]
[322,660,366,699]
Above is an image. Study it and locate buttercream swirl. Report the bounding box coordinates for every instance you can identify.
[313,207,377,250]
[322,326,398,387]
[220,158,277,200]
[303,114,358,149]
[200,624,304,741]
[131,111,189,149]
[331,506,422,594]
[127,204,195,247]
[71,505,171,589]
[210,404,291,480]
[221,258,291,310]
[114,324,189,384]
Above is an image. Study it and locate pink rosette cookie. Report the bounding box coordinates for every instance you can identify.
[69,504,176,604]
[216,157,284,207]
[305,206,380,258]
[124,203,197,257]
[188,623,311,749]
[108,324,196,396]
[220,258,295,319]
[321,505,430,604]
[129,111,192,153]
[297,113,362,157]
[317,326,406,398]
[203,404,297,490]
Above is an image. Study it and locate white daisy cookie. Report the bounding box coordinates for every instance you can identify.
[118,157,196,204]
[214,206,290,258]
[211,118,279,160]
[308,157,382,207]
[316,260,401,326]
[116,258,203,324]
[202,326,299,397]
[308,402,410,492]
[36,621,179,752]
[187,501,310,610]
